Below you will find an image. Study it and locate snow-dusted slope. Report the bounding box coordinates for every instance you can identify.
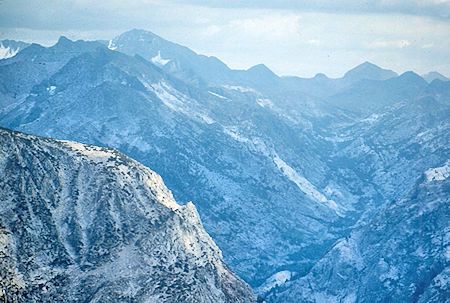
[108,29,232,86]
[272,164,450,302]
[0,37,351,289]
[0,127,255,303]
[0,40,30,60]
[0,32,449,302]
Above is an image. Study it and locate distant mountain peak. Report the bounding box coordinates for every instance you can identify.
[313,73,328,80]
[248,63,273,72]
[247,63,278,79]
[119,28,161,41]
[107,29,166,54]
[56,35,72,45]
[128,28,157,35]
[394,71,427,87]
[398,71,423,80]
[248,63,269,71]
[51,36,79,50]
[344,61,397,82]
[422,71,449,83]
[109,29,232,86]
[360,61,378,67]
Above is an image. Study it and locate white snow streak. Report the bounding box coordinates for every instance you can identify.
[151,51,170,66]
[0,43,20,59]
[208,91,228,100]
[256,98,273,108]
[61,141,116,163]
[148,81,216,125]
[223,85,257,93]
[273,154,341,214]
[47,86,56,95]
[107,40,117,50]
[223,128,249,143]
[257,270,292,294]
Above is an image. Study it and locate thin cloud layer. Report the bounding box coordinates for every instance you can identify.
[0,0,449,77]
[171,0,450,19]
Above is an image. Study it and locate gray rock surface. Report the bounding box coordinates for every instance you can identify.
[0,127,255,303]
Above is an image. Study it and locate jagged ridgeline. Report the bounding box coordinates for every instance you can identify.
[0,127,255,303]
[0,29,449,302]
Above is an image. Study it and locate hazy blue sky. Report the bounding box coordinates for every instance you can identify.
[1,0,449,77]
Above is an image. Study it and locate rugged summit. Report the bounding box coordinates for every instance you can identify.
[108,29,231,86]
[0,127,255,303]
[343,61,398,82]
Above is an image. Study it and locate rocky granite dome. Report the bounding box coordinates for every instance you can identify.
[0,127,255,303]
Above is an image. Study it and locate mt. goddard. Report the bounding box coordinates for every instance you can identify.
[0,29,449,302]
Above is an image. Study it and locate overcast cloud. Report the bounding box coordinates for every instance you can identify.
[0,0,449,77]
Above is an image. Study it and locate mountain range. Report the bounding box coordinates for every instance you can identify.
[0,29,448,302]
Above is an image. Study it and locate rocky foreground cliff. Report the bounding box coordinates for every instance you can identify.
[0,127,255,303]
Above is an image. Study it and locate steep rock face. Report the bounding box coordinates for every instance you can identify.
[273,162,450,302]
[0,127,255,303]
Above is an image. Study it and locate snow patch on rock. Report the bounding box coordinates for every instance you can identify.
[46,86,56,95]
[151,51,170,66]
[0,43,20,59]
[208,91,228,100]
[223,85,257,93]
[107,40,117,50]
[256,270,293,294]
[256,98,274,108]
[425,161,450,182]
[273,154,342,215]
